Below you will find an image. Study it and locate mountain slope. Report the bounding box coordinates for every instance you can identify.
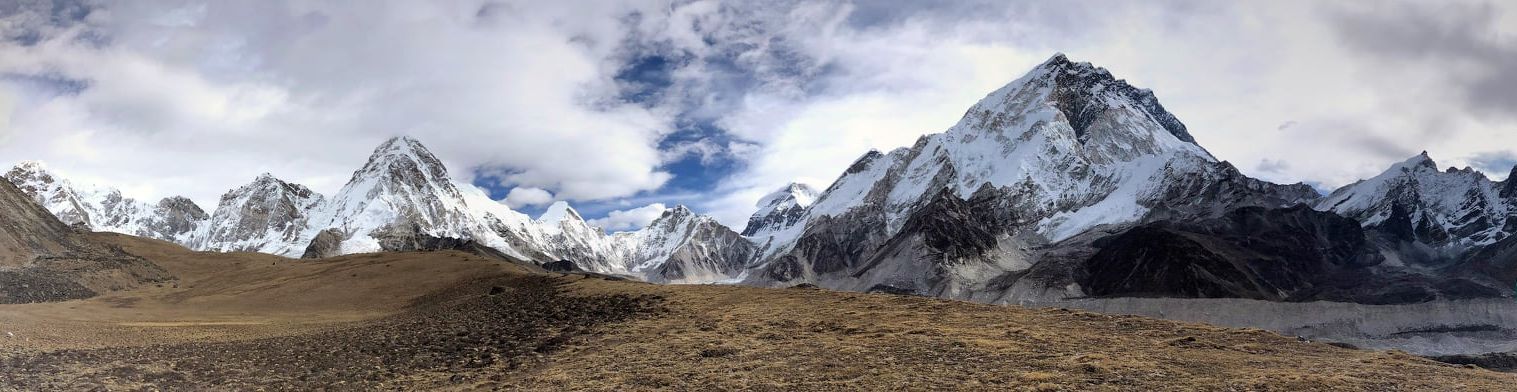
[4,161,209,244]
[296,136,500,256]
[196,174,325,254]
[1316,152,1516,263]
[744,54,1319,299]
[0,177,170,303]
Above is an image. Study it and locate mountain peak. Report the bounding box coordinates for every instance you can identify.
[370,136,433,161]
[962,52,1200,154]
[757,182,819,209]
[537,201,583,223]
[1043,54,1194,145]
[742,183,819,237]
[347,136,450,187]
[7,160,55,182]
[1393,151,1438,172]
[14,160,47,172]
[663,204,695,219]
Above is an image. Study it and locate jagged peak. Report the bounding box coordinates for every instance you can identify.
[1032,52,1110,78]
[13,160,48,172]
[7,160,57,182]
[156,196,207,217]
[648,205,707,226]
[663,204,695,218]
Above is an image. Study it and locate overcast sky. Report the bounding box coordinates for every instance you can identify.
[1,0,1515,231]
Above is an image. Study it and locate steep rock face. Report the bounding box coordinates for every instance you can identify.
[4,161,93,227]
[626,206,758,283]
[1075,206,1493,304]
[532,202,630,274]
[198,174,323,254]
[4,161,209,244]
[143,196,209,243]
[743,183,818,237]
[745,54,1317,299]
[742,183,820,265]
[1316,153,1516,262]
[0,177,171,303]
[524,203,759,283]
[300,228,345,259]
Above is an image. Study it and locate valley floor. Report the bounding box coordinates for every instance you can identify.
[1,234,1513,391]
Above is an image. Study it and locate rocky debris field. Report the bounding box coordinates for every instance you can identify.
[0,274,662,390]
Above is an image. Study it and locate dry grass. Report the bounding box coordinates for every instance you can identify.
[0,233,524,352]
[2,234,1513,390]
[500,276,1517,391]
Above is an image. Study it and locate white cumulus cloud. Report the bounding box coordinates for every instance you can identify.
[588,203,668,232]
[502,187,555,209]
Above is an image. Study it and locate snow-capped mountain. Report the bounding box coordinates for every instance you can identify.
[295,136,502,257]
[8,54,1516,307]
[4,136,756,283]
[0,172,171,304]
[1317,152,1516,261]
[742,182,820,262]
[4,161,208,244]
[740,53,1319,299]
[531,201,631,273]
[195,173,324,254]
[743,183,818,236]
[623,205,757,283]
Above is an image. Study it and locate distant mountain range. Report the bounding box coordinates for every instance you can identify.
[9,53,1516,304]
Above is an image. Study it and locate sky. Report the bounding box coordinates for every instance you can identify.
[1,0,1515,232]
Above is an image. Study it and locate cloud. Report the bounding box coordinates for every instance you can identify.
[3,0,1517,229]
[1468,151,1517,179]
[0,84,12,142]
[1330,2,1517,120]
[0,1,682,208]
[502,187,554,209]
[1256,159,1290,174]
[692,1,1517,228]
[588,203,668,232]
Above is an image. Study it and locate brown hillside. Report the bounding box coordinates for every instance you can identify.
[0,233,1511,391]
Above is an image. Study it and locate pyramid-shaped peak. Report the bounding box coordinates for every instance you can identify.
[347,135,451,186]
[967,52,1199,148]
[537,201,583,223]
[370,136,434,160]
